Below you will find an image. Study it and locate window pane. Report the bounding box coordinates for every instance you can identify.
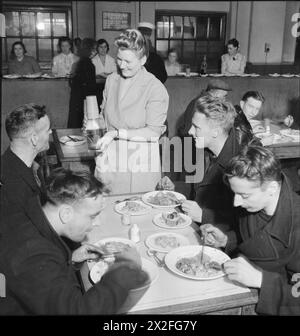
[196,41,209,55]
[6,38,20,58]
[37,12,51,36]
[182,41,195,65]
[53,13,67,36]
[53,38,60,55]
[209,17,221,40]
[183,16,196,39]
[23,38,37,58]
[5,11,20,36]
[2,39,7,62]
[156,15,169,38]
[156,40,168,58]
[197,17,208,39]
[38,39,52,61]
[170,16,182,39]
[20,12,35,36]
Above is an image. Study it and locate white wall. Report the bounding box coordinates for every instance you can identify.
[249,1,287,63]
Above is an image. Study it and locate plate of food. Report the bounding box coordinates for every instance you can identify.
[279,129,300,142]
[3,74,22,79]
[269,73,281,77]
[165,245,230,280]
[142,191,186,208]
[153,211,192,230]
[208,73,224,77]
[115,200,152,216]
[281,74,295,78]
[200,74,208,77]
[145,232,189,253]
[89,257,159,291]
[272,134,294,144]
[91,237,136,255]
[59,135,86,146]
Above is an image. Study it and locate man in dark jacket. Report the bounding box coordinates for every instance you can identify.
[137,22,167,84]
[181,95,242,229]
[0,168,147,315]
[200,146,300,315]
[0,103,51,220]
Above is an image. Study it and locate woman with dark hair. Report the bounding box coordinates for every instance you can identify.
[221,38,246,75]
[164,48,181,76]
[52,37,79,77]
[92,38,116,78]
[94,29,169,193]
[8,41,41,77]
[67,38,97,128]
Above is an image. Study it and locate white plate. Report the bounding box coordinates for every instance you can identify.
[209,73,224,77]
[92,237,136,252]
[249,119,262,127]
[59,135,86,146]
[142,191,186,208]
[269,73,281,77]
[237,74,251,77]
[281,74,295,78]
[115,200,152,216]
[272,134,294,144]
[200,74,208,77]
[153,211,192,230]
[176,72,198,77]
[90,257,159,292]
[165,245,230,280]
[145,232,189,253]
[279,129,300,142]
[249,73,260,77]
[3,74,22,79]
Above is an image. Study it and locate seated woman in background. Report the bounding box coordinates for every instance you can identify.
[52,37,79,77]
[164,48,181,76]
[221,38,246,75]
[68,38,97,128]
[8,41,41,77]
[94,29,169,194]
[92,39,117,78]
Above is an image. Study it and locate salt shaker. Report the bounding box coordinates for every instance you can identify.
[129,224,140,243]
[121,214,131,226]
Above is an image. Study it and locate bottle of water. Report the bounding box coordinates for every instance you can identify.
[200,55,207,75]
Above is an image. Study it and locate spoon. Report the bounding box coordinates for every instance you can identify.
[147,249,164,267]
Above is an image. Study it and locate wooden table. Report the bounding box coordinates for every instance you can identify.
[80,192,258,315]
[52,128,97,173]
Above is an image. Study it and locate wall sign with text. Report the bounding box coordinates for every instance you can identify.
[102,11,131,31]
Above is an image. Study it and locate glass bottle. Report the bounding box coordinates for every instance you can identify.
[200,55,207,75]
[129,224,140,243]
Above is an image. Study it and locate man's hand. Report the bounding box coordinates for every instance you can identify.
[95,130,117,152]
[223,255,263,288]
[114,247,142,268]
[72,244,100,263]
[156,176,175,191]
[200,223,228,248]
[181,200,202,222]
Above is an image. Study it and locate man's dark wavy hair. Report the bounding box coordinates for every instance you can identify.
[224,145,282,186]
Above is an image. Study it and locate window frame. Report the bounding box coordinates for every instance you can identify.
[155,10,227,72]
[2,4,72,68]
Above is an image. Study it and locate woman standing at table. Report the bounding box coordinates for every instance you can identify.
[94,29,169,194]
[221,38,246,75]
[8,41,41,77]
[52,37,79,77]
[92,39,117,106]
[164,48,181,76]
[67,38,97,128]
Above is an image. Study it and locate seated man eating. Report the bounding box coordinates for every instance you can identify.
[0,168,147,315]
[200,145,300,315]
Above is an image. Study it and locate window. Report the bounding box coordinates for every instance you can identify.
[155,11,226,72]
[2,4,72,68]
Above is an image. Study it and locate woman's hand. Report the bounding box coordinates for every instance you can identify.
[200,223,228,248]
[223,255,263,288]
[181,200,202,222]
[95,130,117,152]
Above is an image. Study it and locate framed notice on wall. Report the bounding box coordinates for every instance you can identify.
[102,11,131,31]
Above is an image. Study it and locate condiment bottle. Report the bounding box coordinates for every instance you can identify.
[129,224,140,243]
[121,214,131,226]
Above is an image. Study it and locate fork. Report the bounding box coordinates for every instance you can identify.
[147,249,164,267]
[115,196,141,204]
[67,135,81,142]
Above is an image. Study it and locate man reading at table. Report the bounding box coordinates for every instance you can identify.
[0,168,148,315]
[200,145,300,315]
